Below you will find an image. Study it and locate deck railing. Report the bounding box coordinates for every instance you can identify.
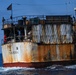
[3,15,73,27]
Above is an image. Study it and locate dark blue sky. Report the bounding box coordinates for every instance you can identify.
[0,0,76,53]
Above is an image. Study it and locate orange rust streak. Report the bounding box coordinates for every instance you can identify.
[25,51,31,62]
[4,44,13,63]
[70,44,74,58]
[38,45,47,62]
[40,45,44,61]
[66,44,71,59]
[59,44,71,60]
[50,45,56,60]
[23,43,32,62]
[57,25,61,43]
[44,45,48,61]
[59,45,63,60]
[38,45,41,62]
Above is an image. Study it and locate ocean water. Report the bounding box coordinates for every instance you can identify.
[0,54,3,67]
[0,54,76,75]
[0,65,76,75]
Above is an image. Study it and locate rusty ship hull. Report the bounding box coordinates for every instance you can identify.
[1,15,76,68]
[2,42,76,68]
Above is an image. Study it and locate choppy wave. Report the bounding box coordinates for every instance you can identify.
[0,65,76,75]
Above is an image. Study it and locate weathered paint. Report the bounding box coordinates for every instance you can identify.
[32,24,73,44]
[2,44,12,63]
[2,42,76,66]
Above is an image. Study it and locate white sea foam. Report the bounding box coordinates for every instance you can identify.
[65,65,76,69]
[0,65,76,73]
[0,65,76,75]
[0,67,35,72]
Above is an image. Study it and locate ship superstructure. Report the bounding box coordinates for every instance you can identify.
[1,15,76,68]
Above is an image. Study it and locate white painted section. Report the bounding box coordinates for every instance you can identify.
[2,42,38,63]
[45,25,53,43]
[32,24,73,44]
[66,24,73,43]
[11,43,26,62]
[11,43,19,62]
[60,24,73,43]
[2,45,8,63]
[44,24,73,43]
[14,43,21,62]
[60,24,66,35]
[53,25,58,43]
[2,44,12,63]
[11,42,38,62]
[32,24,42,43]
[24,26,27,39]
[56,45,60,60]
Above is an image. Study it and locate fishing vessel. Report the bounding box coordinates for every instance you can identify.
[1,15,76,68]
